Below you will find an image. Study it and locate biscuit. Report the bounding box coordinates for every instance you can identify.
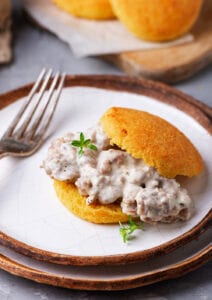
[53,0,115,20]
[100,107,203,178]
[54,180,129,224]
[109,0,203,41]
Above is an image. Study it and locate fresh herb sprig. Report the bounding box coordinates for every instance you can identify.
[71,132,97,156]
[119,216,144,243]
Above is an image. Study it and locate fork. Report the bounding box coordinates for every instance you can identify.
[0,68,66,159]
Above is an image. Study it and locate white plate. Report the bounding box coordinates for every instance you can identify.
[0,76,211,265]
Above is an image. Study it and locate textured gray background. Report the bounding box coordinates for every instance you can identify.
[0,1,211,299]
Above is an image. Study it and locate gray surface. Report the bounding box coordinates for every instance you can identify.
[0,1,211,299]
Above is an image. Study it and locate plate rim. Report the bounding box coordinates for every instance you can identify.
[0,74,211,266]
[0,244,211,291]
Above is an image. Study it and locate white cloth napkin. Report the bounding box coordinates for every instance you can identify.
[23,0,193,58]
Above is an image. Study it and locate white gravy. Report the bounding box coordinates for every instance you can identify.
[43,124,193,223]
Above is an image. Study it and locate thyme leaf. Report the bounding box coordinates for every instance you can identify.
[71,132,98,156]
[119,216,144,243]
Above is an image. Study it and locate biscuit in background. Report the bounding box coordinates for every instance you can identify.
[53,0,116,20]
[109,0,203,41]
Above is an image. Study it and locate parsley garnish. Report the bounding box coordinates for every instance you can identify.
[71,132,97,156]
[119,216,144,243]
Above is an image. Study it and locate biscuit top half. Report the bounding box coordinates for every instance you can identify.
[100,107,203,178]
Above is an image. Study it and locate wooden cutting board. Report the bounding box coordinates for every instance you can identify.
[104,0,212,83]
[0,29,12,64]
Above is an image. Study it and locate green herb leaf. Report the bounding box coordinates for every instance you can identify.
[119,216,144,243]
[88,144,97,151]
[78,148,84,156]
[84,139,91,146]
[71,140,81,147]
[80,132,84,143]
[71,132,98,156]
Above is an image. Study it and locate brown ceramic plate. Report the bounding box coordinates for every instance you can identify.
[0,227,211,290]
[0,75,211,266]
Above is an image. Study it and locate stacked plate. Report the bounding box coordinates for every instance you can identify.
[0,75,211,290]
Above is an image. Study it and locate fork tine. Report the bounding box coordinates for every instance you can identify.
[2,68,47,138]
[14,69,53,139]
[34,73,66,140]
[26,71,61,140]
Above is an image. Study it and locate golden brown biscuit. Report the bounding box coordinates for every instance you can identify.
[53,0,115,20]
[53,107,203,224]
[100,107,203,178]
[109,0,203,41]
[54,180,129,224]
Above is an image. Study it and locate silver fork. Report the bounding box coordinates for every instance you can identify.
[0,68,66,159]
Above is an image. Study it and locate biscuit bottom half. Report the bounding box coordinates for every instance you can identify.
[53,179,129,224]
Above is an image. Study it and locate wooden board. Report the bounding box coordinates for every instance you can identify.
[104,0,212,83]
[0,28,12,64]
[0,0,12,64]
